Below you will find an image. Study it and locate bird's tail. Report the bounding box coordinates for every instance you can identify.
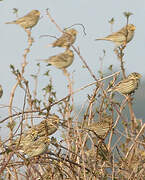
[36,59,49,63]
[44,43,53,48]
[5,21,16,24]
[95,37,109,41]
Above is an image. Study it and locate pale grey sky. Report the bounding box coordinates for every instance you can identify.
[0,0,145,119]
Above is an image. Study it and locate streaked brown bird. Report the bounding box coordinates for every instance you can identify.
[38,49,74,69]
[108,72,141,95]
[13,115,59,146]
[29,115,60,137]
[96,24,136,47]
[0,132,36,156]
[23,136,50,157]
[6,10,40,29]
[12,131,38,149]
[51,28,77,49]
[8,134,50,157]
[84,115,112,136]
[9,115,59,157]
[0,85,3,98]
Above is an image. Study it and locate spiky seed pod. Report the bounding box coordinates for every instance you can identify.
[52,28,77,49]
[96,24,136,47]
[6,10,40,29]
[0,85,3,98]
[39,49,74,69]
[108,72,141,95]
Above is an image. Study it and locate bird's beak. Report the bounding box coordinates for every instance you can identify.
[36,11,40,16]
[131,25,136,31]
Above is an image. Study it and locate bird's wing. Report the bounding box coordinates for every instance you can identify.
[115,79,134,88]
[104,31,126,41]
[49,54,68,63]
[53,34,69,46]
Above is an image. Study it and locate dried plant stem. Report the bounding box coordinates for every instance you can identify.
[117,47,126,79]
[8,81,20,141]
[108,98,127,150]
[33,65,40,98]
[22,29,34,74]
[62,69,74,155]
[0,152,14,174]
[72,46,98,82]
[1,71,120,125]
[125,123,145,160]
[115,46,136,131]
[46,9,63,33]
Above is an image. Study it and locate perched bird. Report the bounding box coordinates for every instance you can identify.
[51,28,77,49]
[85,143,111,162]
[84,115,112,136]
[38,49,74,69]
[6,10,40,29]
[8,115,59,157]
[108,72,142,95]
[0,85,3,98]
[29,115,60,137]
[11,129,40,153]
[22,136,50,157]
[96,24,136,47]
[13,115,60,147]
[5,135,50,157]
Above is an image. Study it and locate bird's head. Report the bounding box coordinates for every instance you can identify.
[128,72,142,80]
[127,24,136,32]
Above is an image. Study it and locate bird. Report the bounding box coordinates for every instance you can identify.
[0,132,37,156]
[84,115,112,136]
[10,129,40,152]
[6,10,40,29]
[29,115,60,137]
[11,132,50,157]
[12,115,60,147]
[0,85,3,98]
[108,72,141,95]
[4,134,50,157]
[38,49,74,69]
[22,136,50,157]
[7,115,59,157]
[51,28,77,49]
[95,24,136,47]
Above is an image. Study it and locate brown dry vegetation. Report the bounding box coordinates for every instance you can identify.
[0,10,144,180]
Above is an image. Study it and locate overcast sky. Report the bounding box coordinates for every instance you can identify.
[0,0,145,127]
